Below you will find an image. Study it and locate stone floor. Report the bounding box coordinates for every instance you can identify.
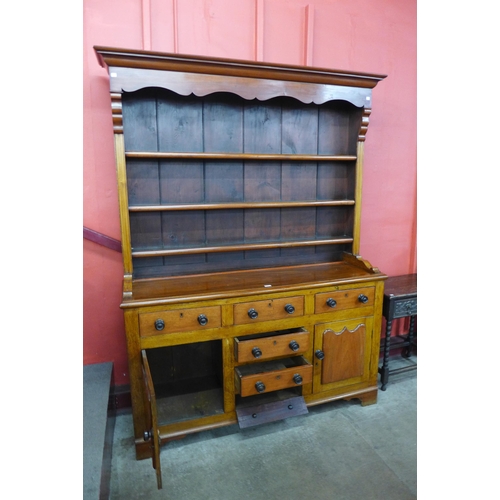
[108,357,417,500]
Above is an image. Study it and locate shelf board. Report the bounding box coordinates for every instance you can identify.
[132,237,354,258]
[125,152,357,162]
[129,200,355,212]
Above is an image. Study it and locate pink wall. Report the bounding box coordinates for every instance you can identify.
[83,0,417,386]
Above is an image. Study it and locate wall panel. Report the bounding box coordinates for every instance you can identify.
[150,0,177,51]
[263,0,307,65]
[172,0,256,59]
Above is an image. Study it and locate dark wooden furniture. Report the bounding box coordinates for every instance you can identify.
[379,274,417,390]
[95,46,387,489]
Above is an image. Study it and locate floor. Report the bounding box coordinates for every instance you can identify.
[84,362,113,500]
[107,356,417,500]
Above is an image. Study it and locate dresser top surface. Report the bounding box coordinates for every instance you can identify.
[122,261,386,308]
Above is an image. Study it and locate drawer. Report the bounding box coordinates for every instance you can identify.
[236,395,308,429]
[235,357,312,397]
[139,306,221,336]
[234,328,310,363]
[393,298,417,319]
[315,287,375,314]
[233,296,304,325]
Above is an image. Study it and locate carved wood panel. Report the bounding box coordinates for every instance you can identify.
[321,323,365,384]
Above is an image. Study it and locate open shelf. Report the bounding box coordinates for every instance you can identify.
[126,152,357,161]
[132,237,353,258]
[129,200,355,212]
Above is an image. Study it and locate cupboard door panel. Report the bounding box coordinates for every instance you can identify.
[321,324,365,384]
[141,350,162,489]
[314,317,374,393]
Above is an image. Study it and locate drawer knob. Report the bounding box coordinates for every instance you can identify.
[315,349,325,360]
[284,304,295,314]
[255,381,266,393]
[251,347,262,359]
[358,294,369,304]
[289,340,300,352]
[198,314,208,326]
[248,308,259,319]
[326,298,337,308]
[154,319,165,331]
[293,374,303,385]
[144,430,151,441]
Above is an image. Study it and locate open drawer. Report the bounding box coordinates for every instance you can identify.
[234,327,310,363]
[234,356,312,397]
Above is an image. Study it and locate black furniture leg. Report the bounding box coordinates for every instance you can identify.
[403,315,415,358]
[380,319,392,391]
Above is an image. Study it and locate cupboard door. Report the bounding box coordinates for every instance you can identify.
[313,317,373,393]
[141,350,163,489]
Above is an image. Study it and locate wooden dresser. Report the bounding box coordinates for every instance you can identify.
[95,46,387,488]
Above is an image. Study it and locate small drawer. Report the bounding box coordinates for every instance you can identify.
[236,395,308,429]
[139,306,221,336]
[315,287,375,314]
[233,296,304,325]
[393,298,417,319]
[235,357,312,397]
[234,328,310,363]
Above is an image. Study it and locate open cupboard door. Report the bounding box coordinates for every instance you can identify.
[141,350,163,489]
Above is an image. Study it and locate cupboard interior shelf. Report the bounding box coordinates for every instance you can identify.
[132,237,354,258]
[125,152,357,161]
[129,200,355,212]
